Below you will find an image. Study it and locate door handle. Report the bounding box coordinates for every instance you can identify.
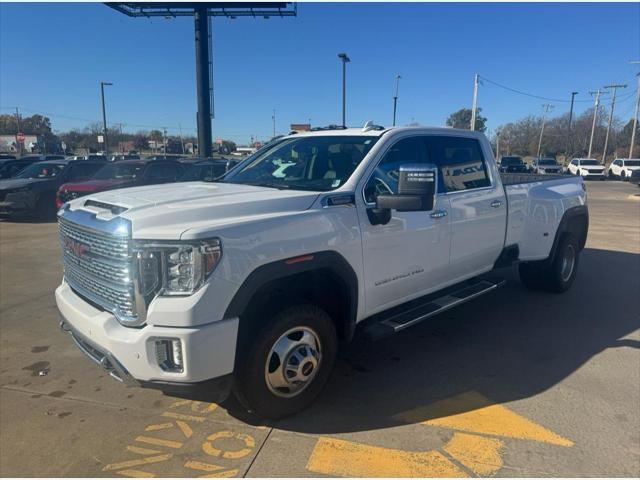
[490,200,503,208]
[430,209,447,219]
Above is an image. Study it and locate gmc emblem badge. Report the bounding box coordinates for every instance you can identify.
[64,237,90,258]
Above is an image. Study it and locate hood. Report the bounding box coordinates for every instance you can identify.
[0,178,51,190]
[60,178,133,193]
[66,181,321,240]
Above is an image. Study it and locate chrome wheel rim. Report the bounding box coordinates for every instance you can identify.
[561,244,576,283]
[265,326,322,398]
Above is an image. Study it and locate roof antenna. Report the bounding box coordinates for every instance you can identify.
[362,121,374,132]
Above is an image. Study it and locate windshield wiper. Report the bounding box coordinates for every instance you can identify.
[243,181,291,190]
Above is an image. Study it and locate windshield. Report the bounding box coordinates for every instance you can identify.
[501,157,523,166]
[16,162,66,179]
[580,160,599,166]
[94,163,143,180]
[624,160,640,167]
[539,159,557,165]
[223,135,379,191]
[180,163,228,182]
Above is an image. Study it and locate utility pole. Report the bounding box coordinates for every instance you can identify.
[601,83,627,165]
[338,53,350,128]
[392,74,401,126]
[629,68,640,159]
[162,128,167,154]
[537,104,554,158]
[496,131,501,160]
[588,89,602,159]
[470,73,479,131]
[272,109,276,139]
[100,81,113,155]
[194,6,213,158]
[566,91,578,158]
[15,107,23,155]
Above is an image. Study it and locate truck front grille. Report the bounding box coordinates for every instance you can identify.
[58,217,137,322]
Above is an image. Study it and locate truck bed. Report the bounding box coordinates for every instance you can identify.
[501,173,585,262]
[500,172,567,185]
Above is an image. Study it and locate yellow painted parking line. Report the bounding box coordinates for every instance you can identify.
[197,469,239,478]
[116,469,156,478]
[126,445,162,455]
[103,454,173,471]
[444,432,504,476]
[135,435,183,449]
[202,431,255,459]
[395,391,574,447]
[145,422,174,432]
[161,411,207,422]
[306,437,468,477]
[176,420,194,438]
[184,460,225,472]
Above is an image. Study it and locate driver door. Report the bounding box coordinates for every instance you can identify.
[357,135,452,315]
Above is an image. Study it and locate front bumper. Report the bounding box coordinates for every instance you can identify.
[581,171,605,179]
[56,281,238,399]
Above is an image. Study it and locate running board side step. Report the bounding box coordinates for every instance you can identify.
[363,278,505,341]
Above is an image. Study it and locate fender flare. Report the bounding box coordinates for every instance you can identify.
[547,204,589,262]
[224,250,359,340]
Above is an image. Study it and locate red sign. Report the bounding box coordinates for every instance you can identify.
[16,132,25,143]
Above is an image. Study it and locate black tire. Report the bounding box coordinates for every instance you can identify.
[608,170,614,179]
[233,304,338,419]
[519,234,580,293]
[621,171,627,181]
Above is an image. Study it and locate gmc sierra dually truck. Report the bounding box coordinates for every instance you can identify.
[56,125,588,418]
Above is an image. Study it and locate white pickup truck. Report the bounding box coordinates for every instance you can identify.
[56,125,588,418]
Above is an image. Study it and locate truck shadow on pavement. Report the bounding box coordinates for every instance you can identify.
[226,247,640,433]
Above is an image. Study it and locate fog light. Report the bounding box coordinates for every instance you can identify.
[154,338,183,372]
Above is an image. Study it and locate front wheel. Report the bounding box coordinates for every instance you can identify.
[621,171,627,181]
[519,234,580,293]
[233,305,338,419]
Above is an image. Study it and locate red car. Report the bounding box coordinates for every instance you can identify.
[56,159,184,208]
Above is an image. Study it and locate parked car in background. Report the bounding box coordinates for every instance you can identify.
[567,158,606,180]
[498,155,528,173]
[145,155,186,161]
[56,159,184,208]
[628,169,640,187]
[0,157,41,179]
[179,158,240,182]
[531,157,562,174]
[0,158,107,219]
[108,153,141,162]
[0,154,17,160]
[607,158,640,180]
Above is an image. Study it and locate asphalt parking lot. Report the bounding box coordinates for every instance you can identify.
[0,180,638,477]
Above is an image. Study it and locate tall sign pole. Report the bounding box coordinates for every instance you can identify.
[566,91,578,158]
[194,6,213,158]
[100,81,113,155]
[338,53,350,128]
[537,104,553,158]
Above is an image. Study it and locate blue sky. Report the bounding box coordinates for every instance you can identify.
[1,2,639,143]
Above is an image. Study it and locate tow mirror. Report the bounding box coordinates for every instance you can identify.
[368,164,437,225]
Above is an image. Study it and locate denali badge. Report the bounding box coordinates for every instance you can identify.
[64,237,90,258]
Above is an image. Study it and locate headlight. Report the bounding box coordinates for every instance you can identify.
[134,238,222,296]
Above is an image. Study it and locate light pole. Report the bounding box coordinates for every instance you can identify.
[392,74,401,126]
[338,53,350,128]
[100,81,113,155]
[272,109,276,138]
[470,73,480,131]
[588,89,602,159]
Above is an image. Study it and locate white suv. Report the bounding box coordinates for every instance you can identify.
[567,158,606,180]
[607,158,640,180]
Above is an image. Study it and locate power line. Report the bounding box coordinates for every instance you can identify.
[480,76,595,103]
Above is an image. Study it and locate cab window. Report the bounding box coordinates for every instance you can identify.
[428,136,491,192]
[364,136,429,204]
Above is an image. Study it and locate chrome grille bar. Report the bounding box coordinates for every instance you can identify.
[58,212,141,324]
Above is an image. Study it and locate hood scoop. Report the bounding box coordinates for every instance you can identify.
[84,199,128,215]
